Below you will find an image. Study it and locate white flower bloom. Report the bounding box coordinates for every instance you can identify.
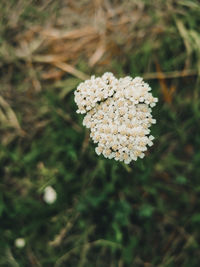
[74,73,158,164]
[15,238,26,248]
[43,186,57,204]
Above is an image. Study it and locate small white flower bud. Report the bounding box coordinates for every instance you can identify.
[43,186,57,204]
[15,238,26,248]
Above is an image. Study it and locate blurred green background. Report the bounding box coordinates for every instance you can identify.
[0,0,200,266]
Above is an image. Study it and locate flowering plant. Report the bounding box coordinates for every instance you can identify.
[74,73,158,164]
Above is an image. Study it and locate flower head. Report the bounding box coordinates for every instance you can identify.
[74,72,158,164]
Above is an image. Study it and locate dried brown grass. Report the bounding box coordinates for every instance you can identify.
[1,0,198,82]
[1,0,167,80]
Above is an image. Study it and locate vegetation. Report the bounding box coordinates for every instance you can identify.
[0,0,200,266]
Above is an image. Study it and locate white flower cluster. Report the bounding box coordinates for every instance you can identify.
[74,73,158,164]
[74,72,118,114]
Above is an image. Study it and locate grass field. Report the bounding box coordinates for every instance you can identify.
[0,0,200,266]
